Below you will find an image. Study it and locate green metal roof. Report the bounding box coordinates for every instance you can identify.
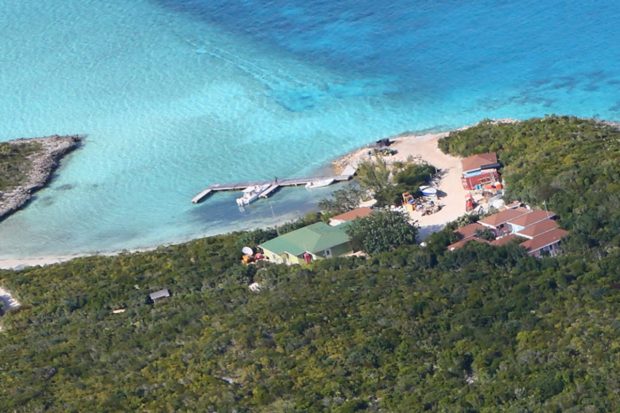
[259,222,350,256]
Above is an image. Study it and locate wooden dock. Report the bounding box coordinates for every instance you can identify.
[191,188,213,204]
[259,183,281,199]
[191,167,357,204]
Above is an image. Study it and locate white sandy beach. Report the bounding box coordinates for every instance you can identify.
[0,129,471,270]
[0,255,82,270]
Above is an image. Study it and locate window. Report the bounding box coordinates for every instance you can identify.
[324,248,332,258]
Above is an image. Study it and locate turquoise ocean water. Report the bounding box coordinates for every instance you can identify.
[0,0,619,258]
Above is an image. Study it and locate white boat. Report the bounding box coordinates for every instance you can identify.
[305,178,334,189]
[236,184,270,206]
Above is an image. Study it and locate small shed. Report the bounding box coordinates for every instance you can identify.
[148,289,170,304]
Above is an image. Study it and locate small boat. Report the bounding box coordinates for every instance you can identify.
[305,178,334,189]
[236,184,270,206]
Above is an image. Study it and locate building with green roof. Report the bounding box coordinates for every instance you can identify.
[259,222,352,265]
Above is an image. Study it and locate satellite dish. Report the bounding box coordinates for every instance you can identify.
[242,246,253,256]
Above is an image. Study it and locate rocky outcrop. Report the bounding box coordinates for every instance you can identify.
[0,135,82,221]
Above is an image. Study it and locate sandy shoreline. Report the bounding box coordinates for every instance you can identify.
[1,120,517,271]
[1,131,465,270]
[0,248,160,271]
[0,255,83,270]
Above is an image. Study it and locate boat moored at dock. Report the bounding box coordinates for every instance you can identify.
[191,164,357,206]
[305,178,334,189]
[236,184,271,207]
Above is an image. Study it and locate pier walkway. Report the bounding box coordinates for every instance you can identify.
[192,168,357,204]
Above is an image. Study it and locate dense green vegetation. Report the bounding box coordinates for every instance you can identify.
[354,158,437,206]
[1,116,620,411]
[346,210,418,254]
[439,116,620,252]
[0,141,42,191]
[319,186,367,215]
[393,162,437,190]
[2,230,620,411]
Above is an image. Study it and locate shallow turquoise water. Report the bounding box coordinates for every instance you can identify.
[0,0,619,258]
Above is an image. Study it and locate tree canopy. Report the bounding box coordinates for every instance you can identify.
[1,116,620,411]
[318,185,367,215]
[354,157,438,206]
[345,210,418,254]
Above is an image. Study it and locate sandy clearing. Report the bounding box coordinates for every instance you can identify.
[391,132,467,231]
[333,131,468,238]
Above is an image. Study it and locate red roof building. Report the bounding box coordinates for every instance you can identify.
[329,207,373,226]
[490,233,523,246]
[447,237,490,251]
[461,153,499,174]
[450,205,569,257]
[461,170,501,191]
[520,228,569,257]
[478,207,530,229]
[455,222,486,240]
[515,219,559,239]
[509,210,556,230]
[460,153,502,191]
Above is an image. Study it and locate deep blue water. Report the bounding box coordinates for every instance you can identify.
[0,0,618,258]
[159,0,620,114]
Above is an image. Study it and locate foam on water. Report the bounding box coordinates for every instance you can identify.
[0,0,619,258]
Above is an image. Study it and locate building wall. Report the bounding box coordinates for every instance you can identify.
[263,242,352,265]
[529,242,562,258]
[262,248,284,264]
[262,250,315,265]
[284,253,304,265]
[462,170,500,190]
[329,242,353,257]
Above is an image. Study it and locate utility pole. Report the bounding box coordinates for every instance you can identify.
[269,199,280,236]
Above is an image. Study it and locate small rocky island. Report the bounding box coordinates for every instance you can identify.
[0,135,81,220]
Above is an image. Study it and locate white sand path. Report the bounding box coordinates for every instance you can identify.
[390,132,467,237]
